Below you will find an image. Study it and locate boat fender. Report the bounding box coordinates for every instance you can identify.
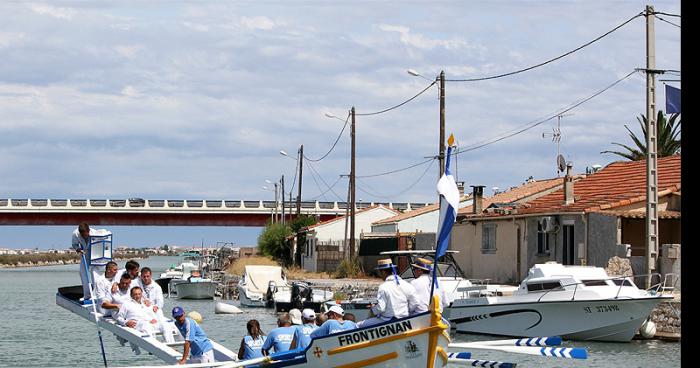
[639,319,656,339]
[188,311,203,324]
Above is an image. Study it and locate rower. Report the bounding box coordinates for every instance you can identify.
[172,306,215,364]
[310,305,356,337]
[409,257,450,314]
[261,313,296,355]
[356,259,418,328]
[290,309,318,349]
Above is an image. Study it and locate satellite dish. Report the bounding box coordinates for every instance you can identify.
[557,154,566,172]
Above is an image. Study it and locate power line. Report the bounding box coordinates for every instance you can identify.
[455,70,638,155]
[356,157,436,178]
[304,159,328,201]
[356,81,437,116]
[654,14,680,28]
[305,160,344,201]
[308,175,345,201]
[447,12,644,82]
[356,158,435,200]
[652,11,680,17]
[304,111,351,162]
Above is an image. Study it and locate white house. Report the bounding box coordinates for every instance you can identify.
[300,205,399,272]
[371,195,473,234]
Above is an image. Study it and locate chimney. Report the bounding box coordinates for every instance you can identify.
[471,185,485,214]
[456,181,465,197]
[564,162,574,205]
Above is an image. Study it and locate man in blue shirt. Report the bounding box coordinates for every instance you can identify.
[290,308,318,349]
[261,313,296,355]
[172,306,215,364]
[310,305,357,338]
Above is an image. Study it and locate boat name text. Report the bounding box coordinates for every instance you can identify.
[337,320,413,346]
[583,305,620,313]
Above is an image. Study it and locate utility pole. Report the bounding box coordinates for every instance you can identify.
[349,107,356,260]
[644,5,659,289]
[273,181,279,223]
[439,70,446,178]
[296,145,303,216]
[280,175,285,226]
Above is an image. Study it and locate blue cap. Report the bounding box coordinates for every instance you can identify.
[172,306,185,317]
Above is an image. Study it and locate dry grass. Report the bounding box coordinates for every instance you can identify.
[285,266,331,280]
[226,256,279,276]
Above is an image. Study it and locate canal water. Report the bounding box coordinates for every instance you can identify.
[0,256,680,367]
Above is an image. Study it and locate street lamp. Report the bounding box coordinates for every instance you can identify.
[280,147,304,217]
[262,181,279,223]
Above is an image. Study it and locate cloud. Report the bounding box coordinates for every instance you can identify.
[29,3,76,19]
[240,16,277,30]
[378,24,468,50]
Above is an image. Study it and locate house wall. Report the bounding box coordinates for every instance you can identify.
[372,223,398,233]
[585,212,618,268]
[451,218,519,283]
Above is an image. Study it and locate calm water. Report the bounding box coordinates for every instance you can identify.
[0,256,680,367]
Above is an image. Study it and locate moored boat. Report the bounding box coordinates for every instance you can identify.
[449,262,674,341]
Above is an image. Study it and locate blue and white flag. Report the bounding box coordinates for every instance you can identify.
[435,143,460,261]
[665,84,681,114]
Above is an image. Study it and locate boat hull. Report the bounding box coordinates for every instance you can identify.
[450,296,669,342]
[171,281,217,299]
[238,284,267,307]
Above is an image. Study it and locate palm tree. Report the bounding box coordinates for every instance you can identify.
[601,111,681,160]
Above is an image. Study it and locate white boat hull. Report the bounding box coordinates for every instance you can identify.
[237,284,267,307]
[450,296,669,342]
[172,281,217,299]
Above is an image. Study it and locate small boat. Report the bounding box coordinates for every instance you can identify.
[55,285,238,364]
[449,262,674,342]
[272,281,334,313]
[237,265,287,307]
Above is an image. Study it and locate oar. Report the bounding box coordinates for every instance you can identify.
[81,252,109,368]
[449,343,587,360]
[448,357,517,368]
[218,355,273,368]
[466,336,562,347]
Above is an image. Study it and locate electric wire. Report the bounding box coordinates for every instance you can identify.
[355,158,435,200]
[304,111,351,162]
[355,81,437,116]
[304,160,328,202]
[308,175,345,201]
[654,14,680,28]
[447,12,644,82]
[356,157,436,178]
[652,11,680,17]
[305,160,344,201]
[455,70,638,155]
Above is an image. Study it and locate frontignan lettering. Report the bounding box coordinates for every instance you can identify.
[337,320,413,346]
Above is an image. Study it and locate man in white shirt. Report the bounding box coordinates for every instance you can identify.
[134,267,164,310]
[409,258,450,314]
[100,273,133,317]
[95,261,119,314]
[115,286,176,343]
[357,259,419,327]
[71,222,99,300]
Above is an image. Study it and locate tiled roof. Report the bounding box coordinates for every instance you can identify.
[457,178,564,216]
[303,205,400,231]
[373,195,470,225]
[514,155,681,215]
[597,210,681,219]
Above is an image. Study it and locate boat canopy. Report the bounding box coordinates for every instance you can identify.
[243,265,287,294]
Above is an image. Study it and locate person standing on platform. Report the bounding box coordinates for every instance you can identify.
[71,222,95,301]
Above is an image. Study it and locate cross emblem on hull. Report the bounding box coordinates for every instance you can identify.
[313,346,323,358]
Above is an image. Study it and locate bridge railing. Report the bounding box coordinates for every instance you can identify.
[0,198,432,213]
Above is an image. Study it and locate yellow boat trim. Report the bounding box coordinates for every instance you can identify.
[441,330,451,342]
[327,325,444,355]
[333,352,398,368]
[436,346,448,365]
[426,295,444,368]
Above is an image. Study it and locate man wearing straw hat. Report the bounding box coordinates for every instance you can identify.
[356,258,418,327]
[410,257,450,313]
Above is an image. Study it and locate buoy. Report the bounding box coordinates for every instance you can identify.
[188,311,203,324]
[215,301,243,314]
[639,319,656,338]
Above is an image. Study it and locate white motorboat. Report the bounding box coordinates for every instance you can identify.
[449,262,674,342]
[237,265,287,307]
[160,257,217,300]
[272,280,335,313]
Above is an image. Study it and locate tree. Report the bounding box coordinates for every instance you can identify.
[257,222,292,264]
[601,111,681,160]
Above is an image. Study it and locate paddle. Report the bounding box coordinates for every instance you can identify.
[449,342,587,359]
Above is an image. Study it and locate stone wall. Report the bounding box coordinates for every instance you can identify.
[649,299,681,336]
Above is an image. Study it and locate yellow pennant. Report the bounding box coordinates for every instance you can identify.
[447,133,455,147]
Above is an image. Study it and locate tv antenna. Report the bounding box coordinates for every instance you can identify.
[543,113,573,176]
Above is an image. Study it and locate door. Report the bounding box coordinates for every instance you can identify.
[562,225,575,265]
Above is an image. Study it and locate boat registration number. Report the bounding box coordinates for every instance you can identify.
[583,305,620,313]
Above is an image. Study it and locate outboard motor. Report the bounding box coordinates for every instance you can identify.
[266,281,277,308]
[291,281,311,310]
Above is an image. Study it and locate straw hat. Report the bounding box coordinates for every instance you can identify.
[375,258,395,270]
[411,257,433,272]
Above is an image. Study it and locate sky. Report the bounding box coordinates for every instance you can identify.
[0,1,681,249]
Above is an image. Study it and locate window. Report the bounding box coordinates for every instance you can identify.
[537,222,550,255]
[481,224,497,253]
[526,281,562,292]
[582,279,608,287]
[612,279,634,287]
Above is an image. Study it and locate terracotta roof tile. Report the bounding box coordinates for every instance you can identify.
[373,195,470,225]
[303,205,400,230]
[458,178,563,216]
